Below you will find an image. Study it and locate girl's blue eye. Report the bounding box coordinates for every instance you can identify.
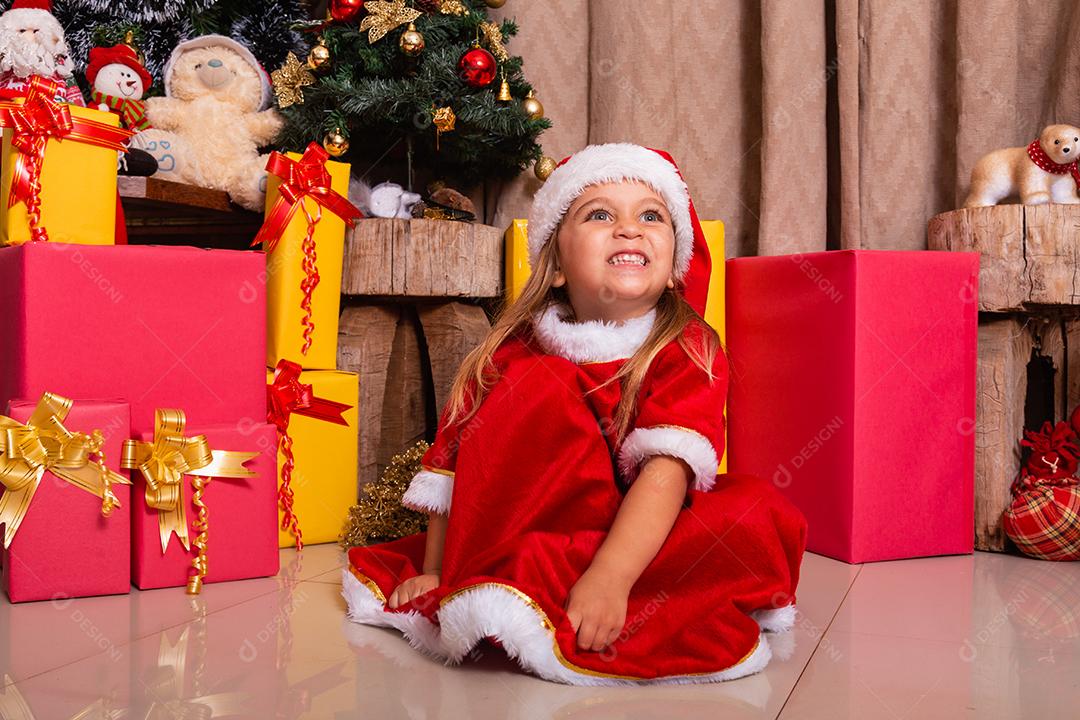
[588,209,611,221]
[642,210,663,222]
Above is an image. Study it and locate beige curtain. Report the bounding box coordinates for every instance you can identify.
[485,0,1080,257]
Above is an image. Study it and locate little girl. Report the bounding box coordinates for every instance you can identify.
[344,143,807,685]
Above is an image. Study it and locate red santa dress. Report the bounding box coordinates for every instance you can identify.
[344,301,807,685]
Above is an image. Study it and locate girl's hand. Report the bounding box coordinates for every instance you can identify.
[388,573,439,609]
[565,569,629,651]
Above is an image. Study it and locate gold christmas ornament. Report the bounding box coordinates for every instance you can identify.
[535,155,556,181]
[307,38,331,70]
[360,0,423,44]
[271,52,315,108]
[439,0,468,15]
[497,74,512,102]
[122,30,146,66]
[340,441,430,548]
[432,105,456,150]
[478,20,509,62]
[399,22,425,56]
[485,0,507,7]
[522,89,544,119]
[323,128,350,157]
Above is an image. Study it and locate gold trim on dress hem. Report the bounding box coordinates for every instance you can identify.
[438,581,760,681]
[421,465,456,477]
[349,565,388,604]
[349,566,759,682]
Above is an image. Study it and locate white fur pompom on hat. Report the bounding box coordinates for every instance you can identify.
[163,34,272,111]
[526,143,696,280]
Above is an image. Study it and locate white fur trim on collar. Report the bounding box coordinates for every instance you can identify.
[163,34,272,110]
[617,425,720,492]
[401,469,453,514]
[527,143,694,279]
[532,303,656,363]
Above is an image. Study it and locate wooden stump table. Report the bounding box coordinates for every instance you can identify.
[929,204,1080,551]
[337,218,503,492]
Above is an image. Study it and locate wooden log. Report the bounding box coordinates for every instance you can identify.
[377,307,427,488]
[342,218,504,298]
[338,304,400,493]
[928,205,1080,312]
[975,316,1031,551]
[417,302,492,418]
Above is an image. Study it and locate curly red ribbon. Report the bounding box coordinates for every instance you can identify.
[267,359,353,550]
[253,143,362,357]
[0,75,132,242]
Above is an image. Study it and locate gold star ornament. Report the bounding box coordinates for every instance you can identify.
[360,0,423,44]
[271,52,315,108]
[479,21,509,61]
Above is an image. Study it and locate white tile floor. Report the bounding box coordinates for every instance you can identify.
[1,546,1078,718]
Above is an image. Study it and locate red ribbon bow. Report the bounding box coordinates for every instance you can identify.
[253,142,361,252]
[267,359,353,549]
[253,142,362,357]
[0,75,132,242]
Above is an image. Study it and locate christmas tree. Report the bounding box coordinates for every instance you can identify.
[52,0,313,94]
[274,0,551,193]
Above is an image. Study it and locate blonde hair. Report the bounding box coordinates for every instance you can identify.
[443,225,724,448]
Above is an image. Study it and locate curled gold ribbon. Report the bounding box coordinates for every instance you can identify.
[121,409,258,555]
[0,392,131,549]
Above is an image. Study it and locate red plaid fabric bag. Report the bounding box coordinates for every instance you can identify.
[1003,421,1080,561]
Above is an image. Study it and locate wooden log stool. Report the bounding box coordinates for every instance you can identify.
[338,218,503,493]
[929,205,1080,551]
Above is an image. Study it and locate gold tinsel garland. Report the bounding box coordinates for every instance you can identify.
[340,441,431,548]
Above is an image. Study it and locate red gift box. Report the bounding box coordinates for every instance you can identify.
[0,242,266,435]
[130,421,279,589]
[2,398,131,603]
[726,250,978,563]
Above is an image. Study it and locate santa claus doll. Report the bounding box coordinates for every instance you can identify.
[0,0,84,105]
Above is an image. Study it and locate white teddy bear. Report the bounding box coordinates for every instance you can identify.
[135,35,283,211]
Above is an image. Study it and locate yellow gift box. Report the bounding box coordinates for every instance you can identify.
[263,154,351,370]
[0,103,122,247]
[504,219,728,472]
[269,368,359,547]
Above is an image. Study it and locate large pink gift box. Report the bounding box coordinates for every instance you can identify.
[726,250,979,563]
[0,242,266,434]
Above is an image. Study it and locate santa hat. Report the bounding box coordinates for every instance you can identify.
[8,0,52,10]
[527,143,713,317]
[2,1,61,28]
[163,34,272,111]
[86,44,152,91]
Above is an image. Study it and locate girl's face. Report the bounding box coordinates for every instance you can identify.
[552,182,676,322]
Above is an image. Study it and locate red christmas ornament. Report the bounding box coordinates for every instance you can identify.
[458,44,497,87]
[330,0,364,22]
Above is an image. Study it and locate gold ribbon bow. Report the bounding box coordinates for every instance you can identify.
[0,392,130,549]
[121,409,257,555]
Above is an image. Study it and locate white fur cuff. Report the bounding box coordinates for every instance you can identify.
[618,426,720,492]
[402,469,454,514]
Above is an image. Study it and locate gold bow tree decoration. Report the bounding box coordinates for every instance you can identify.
[0,392,130,549]
[122,409,257,594]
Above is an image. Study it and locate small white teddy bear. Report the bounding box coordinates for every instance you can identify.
[965,124,1080,207]
[350,178,422,219]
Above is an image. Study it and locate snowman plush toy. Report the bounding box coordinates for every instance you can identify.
[87,43,152,130]
[86,42,157,175]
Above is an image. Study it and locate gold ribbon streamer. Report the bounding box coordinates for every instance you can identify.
[121,409,257,555]
[0,392,130,549]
